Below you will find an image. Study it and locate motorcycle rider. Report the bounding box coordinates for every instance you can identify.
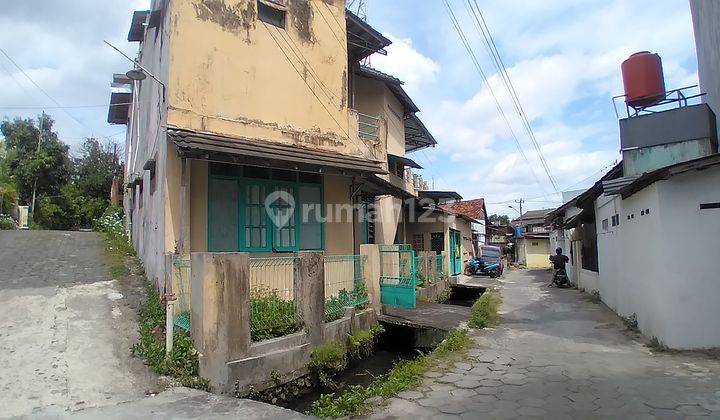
[549,247,570,286]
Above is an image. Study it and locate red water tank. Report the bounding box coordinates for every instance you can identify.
[621,51,666,108]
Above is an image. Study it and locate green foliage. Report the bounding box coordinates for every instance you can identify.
[1,116,71,207]
[131,283,209,390]
[347,324,384,360]
[648,336,670,352]
[310,328,470,418]
[436,288,451,303]
[468,291,501,329]
[0,115,121,229]
[37,183,108,230]
[73,138,122,199]
[250,289,303,342]
[310,341,348,388]
[324,282,369,322]
[0,214,16,230]
[96,206,134,278]
[488,214,510,225]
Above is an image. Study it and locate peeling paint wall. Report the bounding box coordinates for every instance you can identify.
[167,0,356,155]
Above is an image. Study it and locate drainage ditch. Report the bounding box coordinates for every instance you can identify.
[279,287,484,413]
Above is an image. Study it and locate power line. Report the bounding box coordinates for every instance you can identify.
[0,47,93,133]
[464,0,559,193]
[260,22,376,159]
[0,101,145,110]
[316,2,347,52]
[441,0,548,197]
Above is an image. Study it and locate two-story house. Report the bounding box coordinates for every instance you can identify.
[511,209,553,268]
[108,1,437,288]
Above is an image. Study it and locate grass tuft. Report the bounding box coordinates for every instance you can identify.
[468,290,501,329]
[309,328,470,418]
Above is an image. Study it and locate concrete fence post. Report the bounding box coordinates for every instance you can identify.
[360,244,382,315]
[190,252,250,392]
[294,251,325,346]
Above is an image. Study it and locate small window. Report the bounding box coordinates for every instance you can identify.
[700,202,720,210]
[645,208,650,215]
[257,0,286,29]
[611,214,620,227]
[601,218,609,231]
[532,242,539,246]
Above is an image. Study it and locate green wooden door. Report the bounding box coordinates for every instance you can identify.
[449,229,462,275]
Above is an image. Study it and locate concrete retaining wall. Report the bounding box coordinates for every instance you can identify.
[190,251,381,395]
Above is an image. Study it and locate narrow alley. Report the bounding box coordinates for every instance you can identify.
[371,269,720,419]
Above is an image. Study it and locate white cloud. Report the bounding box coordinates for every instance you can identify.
[370,33,440,96]
[0,0,151,150]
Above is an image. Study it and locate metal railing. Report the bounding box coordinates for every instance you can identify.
[172,257,192,331]
[436,253,445,278]
[612,85,705,119]
[324,255,369,322]
[249,256,303,342]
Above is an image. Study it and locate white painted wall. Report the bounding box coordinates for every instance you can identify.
[594,166,720,349]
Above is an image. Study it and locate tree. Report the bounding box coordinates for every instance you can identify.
[73,138,122,200]
[488,214,510,226]
[0,115,71,208]
[0,140,19,214]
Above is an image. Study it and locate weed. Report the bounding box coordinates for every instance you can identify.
[347,324,384,360]
[309,328,470,418]
[310,341,348,389]
[585,290,601,304]
[648,336,671,352]
[468,291,501,329]
[622,313,639,332]
[250,289,303,342]
[130,282,209,391]
[324,283,369,322]
[97,207,208,390]
[436,288,451,304]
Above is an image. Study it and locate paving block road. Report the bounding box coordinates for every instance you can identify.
[371,269,720,420]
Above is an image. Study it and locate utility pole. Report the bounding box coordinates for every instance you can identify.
[29,111,43,219]
[515,198,524,218]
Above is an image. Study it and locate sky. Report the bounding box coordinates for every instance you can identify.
[0,0,700,217]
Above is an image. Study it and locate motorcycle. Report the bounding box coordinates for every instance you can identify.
[464,257,501,278]
[551,268,570,288]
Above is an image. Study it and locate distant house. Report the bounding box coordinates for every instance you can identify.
[511,209,553,268]
[438,198,489,250]
[405,191,479,276]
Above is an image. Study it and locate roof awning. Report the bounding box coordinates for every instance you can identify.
[107,74,133,125]
[405,113,437,152]
[168,128,386,175]
[128,10,150,42]
[563,210,587,229]
[346,10,391,61]
[388,153,422,169]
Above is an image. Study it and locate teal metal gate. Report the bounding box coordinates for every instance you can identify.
[379,244,416,308]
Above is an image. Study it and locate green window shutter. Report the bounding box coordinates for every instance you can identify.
[270,185,297,252]
[208,178,239,251]
[242,182,270,252]
[299,184,323,250]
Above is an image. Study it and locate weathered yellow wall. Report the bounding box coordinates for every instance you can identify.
[525,238,551,268]
[324,174,354,254]
[167,0,358,155]
[374,196,401,245]
[353,75,405,157]
[189,159,209,252]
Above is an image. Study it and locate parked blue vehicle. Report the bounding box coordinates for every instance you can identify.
[464,257,501,278]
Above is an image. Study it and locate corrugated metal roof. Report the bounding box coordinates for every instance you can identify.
[168,128,386,175]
